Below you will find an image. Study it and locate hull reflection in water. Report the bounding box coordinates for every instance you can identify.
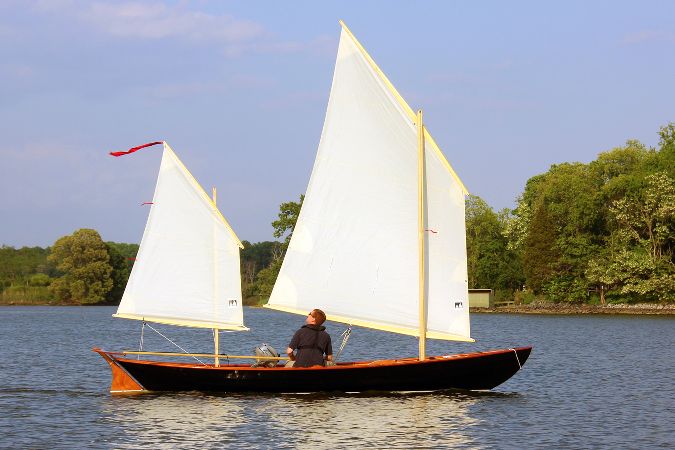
[94,347,531,393]
[101,390,497,448]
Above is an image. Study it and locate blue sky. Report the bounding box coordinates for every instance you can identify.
[1,1,673,247]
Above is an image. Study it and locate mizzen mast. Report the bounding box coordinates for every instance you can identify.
[212,186,220,367]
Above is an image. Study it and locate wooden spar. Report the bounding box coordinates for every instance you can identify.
[213,186,220,367]
[417,109,427,361]
[122,350,290,361]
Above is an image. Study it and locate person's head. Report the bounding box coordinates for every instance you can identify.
[307,308,326,326]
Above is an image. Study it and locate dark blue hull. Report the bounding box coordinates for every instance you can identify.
[95,347,532,393]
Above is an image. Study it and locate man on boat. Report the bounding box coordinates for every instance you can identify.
[286,309,333,367]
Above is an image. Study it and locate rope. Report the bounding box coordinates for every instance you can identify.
[510,348,522,369]
[137,321,146,360]
[144,322,207,366]
[335,325,353,361]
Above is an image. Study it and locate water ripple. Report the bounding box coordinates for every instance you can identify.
[0,306,673,449]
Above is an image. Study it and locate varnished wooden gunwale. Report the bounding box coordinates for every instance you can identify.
[103,347,525,370]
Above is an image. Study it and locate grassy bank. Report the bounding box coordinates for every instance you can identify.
[0,286,59,305]
[472,303,675,315]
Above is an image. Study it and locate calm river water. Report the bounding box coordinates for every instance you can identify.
[0,306,672,449]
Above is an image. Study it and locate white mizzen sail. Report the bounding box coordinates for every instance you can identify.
[114,142,247,331]
[266,23,472,342]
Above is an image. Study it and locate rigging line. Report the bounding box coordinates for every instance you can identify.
[137,321,146,360]
[510,348,522,369]
[335,325,353,361]
[144,322,207,366]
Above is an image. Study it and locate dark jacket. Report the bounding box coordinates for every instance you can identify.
[288,324,333,367]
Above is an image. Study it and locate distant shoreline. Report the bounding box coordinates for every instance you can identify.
[471,303,675,315]
[1,301,673,316]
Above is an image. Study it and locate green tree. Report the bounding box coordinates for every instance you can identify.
[653,123,675,178]
[504,196,531,254]
[587,172,674,302]
[48,229,113,304]
[240,241,277,283]
[253,256,283,300]
[272,195,304,244]
[251,196,304,300]
[465,195,523,291]
[522,203,558,294]
[29,273,52,287]
[590,140,651,202]
[240,240,282,301]
[105,242,133,304]
[515,162,604,301]
[0,245,53,291]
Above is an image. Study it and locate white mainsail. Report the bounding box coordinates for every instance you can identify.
[266,23,472,342]
[114,142,247,331]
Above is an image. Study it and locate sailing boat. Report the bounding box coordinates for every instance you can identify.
[95,22,530,393]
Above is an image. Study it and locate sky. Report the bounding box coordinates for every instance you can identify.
[1,0,674,248]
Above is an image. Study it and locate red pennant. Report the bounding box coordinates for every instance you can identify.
[141,202,154,206]
[110,141,163,157]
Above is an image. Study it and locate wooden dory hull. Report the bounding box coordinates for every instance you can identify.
[94,347,531,394]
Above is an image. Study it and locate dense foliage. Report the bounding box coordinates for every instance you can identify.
[498,123,674,303]
[465,196,524,303]
[0,245,56,303]
[241,195,304,304]
[0,233,138,305]
[48,229,114,304]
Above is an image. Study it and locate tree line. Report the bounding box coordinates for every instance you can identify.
[468,123,673,304]
[1,124,672,305]
[0,194,304,305]
[0,232,138,305]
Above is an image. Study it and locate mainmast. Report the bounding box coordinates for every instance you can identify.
[417,109,427,361]
[213,186,220,367]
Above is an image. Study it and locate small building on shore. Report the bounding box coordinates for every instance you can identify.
[468,289,494,308]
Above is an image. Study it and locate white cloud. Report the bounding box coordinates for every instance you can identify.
[622,30,675,45]
[79,2,264,42]
[145,81,226,99]
[27,0,266,53]
[26,1,335,57]
[229,74,277,90]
